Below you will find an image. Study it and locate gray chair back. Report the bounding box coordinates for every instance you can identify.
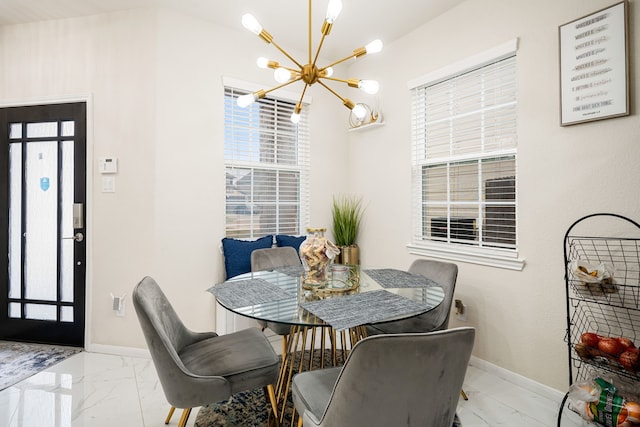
[251,246,302,335]
[251,246,301,271]
[133,277,227,407]
[408,258,458,330]
[299,327,475,427]
[368,259,458,334]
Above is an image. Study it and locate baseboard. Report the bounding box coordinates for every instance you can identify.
[469,355,567,401]
[85,343,150,359]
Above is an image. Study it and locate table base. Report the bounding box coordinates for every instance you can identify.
[274,325,368,426]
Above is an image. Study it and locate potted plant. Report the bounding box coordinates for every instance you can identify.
[331,194,364,265]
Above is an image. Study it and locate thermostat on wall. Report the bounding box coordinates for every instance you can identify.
[99,157,118,174]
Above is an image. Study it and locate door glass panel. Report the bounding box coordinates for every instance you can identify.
[25,304,56,321]
[61,121,75,136]
[60,141,74,302]
[8,143,22,299]
[9,123,22,139]
[24,141,58,303]
[61,306,74,322]
[9,303,20,318]
[26,122,57,138]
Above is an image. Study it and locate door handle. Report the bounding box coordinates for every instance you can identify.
[62,232,84,242]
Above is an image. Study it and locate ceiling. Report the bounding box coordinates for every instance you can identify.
[0,0,465,59]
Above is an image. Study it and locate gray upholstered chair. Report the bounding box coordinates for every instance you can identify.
[366,259,458,335]
[292,327,475,427]
[251,247,302,345]
[132,276,280,427]
[365,259,467,399]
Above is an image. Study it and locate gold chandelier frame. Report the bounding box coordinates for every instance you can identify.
[238,0,382,123]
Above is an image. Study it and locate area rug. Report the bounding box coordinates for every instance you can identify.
[195,389,462,427]
[195,350,462,426]
[0,340,82,390]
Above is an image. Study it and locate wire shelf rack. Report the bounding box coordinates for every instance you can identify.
[558,214,640,426]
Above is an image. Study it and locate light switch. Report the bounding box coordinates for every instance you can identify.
[102,176,116,193]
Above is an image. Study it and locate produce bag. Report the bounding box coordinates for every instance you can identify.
[568,377,640,427]
[570,260,616,293]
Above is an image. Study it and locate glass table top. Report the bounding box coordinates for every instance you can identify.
[209,266,445,329]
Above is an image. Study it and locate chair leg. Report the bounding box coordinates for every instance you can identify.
[461,389,469,400]
[281,335,288,358]
[165,406,176,424]
[177,408,192,427]
[297,416,303,427]
[264,384,279,427]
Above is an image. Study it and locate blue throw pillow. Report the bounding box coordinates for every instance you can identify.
[222,235,273,279]
[275,234,306,255]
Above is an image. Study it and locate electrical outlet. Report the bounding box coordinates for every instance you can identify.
[112,294,126,317]
[454,299,467,321]
[456,303,467,321]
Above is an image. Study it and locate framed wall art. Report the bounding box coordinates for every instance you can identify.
[559,1,629,126]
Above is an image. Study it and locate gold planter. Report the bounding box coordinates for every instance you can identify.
[336,244,360,265]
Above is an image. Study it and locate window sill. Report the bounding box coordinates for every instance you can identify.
[406,242,525,271]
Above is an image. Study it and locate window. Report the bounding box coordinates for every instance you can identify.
[408,40,524,270]
[224,85,310,239]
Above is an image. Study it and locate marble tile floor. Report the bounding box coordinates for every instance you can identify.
[0,350,589,427]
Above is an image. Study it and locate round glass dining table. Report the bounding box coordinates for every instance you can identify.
[208,265,445,426]
[210,265,445,329]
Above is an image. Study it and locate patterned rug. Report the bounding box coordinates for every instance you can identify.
[195,348,462,426]
[0,340,82,390]
[195,389,462,427]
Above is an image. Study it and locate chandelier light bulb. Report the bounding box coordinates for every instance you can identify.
[352,104,367,119]
[237,93,257,108]
[242,14,262,35]
[365,39,383,54]
[325,0,343,23]
[358,80,379,95]
[274,67,292,83]
[256,57,269,68]
[290,112,301,124]
[324,67,334,77]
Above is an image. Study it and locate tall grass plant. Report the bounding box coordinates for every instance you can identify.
[331,195,364,246]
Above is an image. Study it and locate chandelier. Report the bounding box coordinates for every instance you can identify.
[237,0,383,123]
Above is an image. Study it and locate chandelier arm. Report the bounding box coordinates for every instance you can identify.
[261,77,303,97]
[297,83,310,107]
[322,76,359,88]
[270,39,304,69]
[278,66,301,74]
[319,53,357,72]
[308,0,312,64]
[312,33,328,68]
[317,80,348,103]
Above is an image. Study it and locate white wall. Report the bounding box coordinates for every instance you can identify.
[347,0,640,391]
[0,8,349,350]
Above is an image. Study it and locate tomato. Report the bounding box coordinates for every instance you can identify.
[598,338,626,356]
[581,332,602,347]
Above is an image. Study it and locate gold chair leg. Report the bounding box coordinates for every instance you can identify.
[165,406,176,424]
[281,335,288,358]
[461,389,469,400]
[177,408,192,427]
[297,416,303,427]
[264,384,280,427]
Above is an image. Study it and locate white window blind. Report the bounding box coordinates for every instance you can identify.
[224,86,310,239]
[410,54,518,253]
